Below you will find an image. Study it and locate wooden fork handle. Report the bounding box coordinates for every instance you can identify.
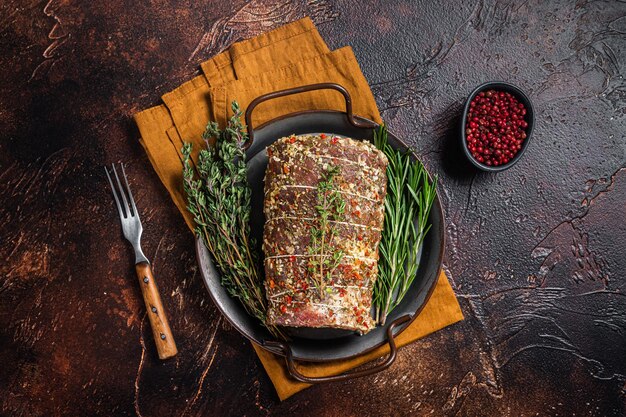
[135,262,178,359]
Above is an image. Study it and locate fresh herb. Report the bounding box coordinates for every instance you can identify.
[182,102,282,338]
[373,124,438,325]
[307,164,346,298]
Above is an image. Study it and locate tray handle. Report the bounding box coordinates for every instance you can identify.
[243,82,378,150]
[263,314,412,384]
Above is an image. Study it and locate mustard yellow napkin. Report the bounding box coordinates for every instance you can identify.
[134,18,463,401]
[134,105,195,229]
[209,46,381,128]
[163,18,330,147]
[202,17,330,81]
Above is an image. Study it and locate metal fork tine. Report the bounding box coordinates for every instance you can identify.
[120,163,138,218]
[112,163,130,218]
[105,167,126,220]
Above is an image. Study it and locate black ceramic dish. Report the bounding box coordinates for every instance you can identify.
[461,81,535,172]
[195,83,444,383]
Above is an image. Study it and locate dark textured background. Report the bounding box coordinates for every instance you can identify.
[1,0,625,416]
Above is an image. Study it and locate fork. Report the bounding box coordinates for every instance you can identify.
[105,163,178,359]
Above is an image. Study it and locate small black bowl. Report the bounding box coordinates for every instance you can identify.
[461,81,535,172]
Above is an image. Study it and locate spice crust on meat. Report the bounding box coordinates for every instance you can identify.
[263,134,388,333]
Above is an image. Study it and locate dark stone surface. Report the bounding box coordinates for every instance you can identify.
[1,0,625,416]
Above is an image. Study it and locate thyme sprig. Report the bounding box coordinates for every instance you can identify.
[182,101,282,338]
[373,124,438,325]
[307,164,346,298]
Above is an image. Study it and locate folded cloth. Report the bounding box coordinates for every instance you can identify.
[134,105,195,230]
[209,46,381,128]
[201,17,330,81]
[134,17,463,401]
[163,17,330,147]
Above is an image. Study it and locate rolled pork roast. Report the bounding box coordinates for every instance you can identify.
[263,133,388,333]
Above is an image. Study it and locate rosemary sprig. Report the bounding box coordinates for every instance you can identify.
[373,124,438,325]
[182,101,282,338]
[307,164,346,298]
